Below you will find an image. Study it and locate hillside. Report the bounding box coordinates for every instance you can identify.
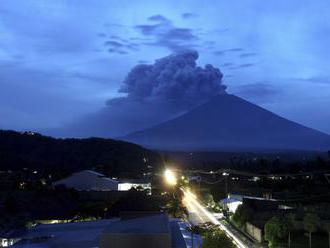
[123,94,330,151]
[0,130,160,177]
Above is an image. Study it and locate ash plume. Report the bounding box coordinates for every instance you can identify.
[54,50,227,138]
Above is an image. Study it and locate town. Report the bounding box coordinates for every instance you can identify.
[1,1,330,247]
[1,134,330,247]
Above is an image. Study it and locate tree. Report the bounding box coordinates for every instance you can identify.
[303,213,320,248]
[165,196,188,218]
[323,222,330,248]
[232,204,253,228]
[264,217,282,248]
[284,214,295,248]
[203,193,216,208]
[265,216,293,248]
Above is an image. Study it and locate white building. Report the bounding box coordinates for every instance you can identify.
[221,194,243,213]
[53,170,151,193]
[118,179,151,192]
[53,170,118,191]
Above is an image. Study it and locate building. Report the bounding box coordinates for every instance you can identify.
[12,219,118,248]
[12,213,186,248]
[245,221,264,243]
[118,179,151,193]
[0,230,25,247]
[53,170,151,193]
[53,170,118,191]
[221,194,243,213]
[100,213,186,248]
[221,194,279,213]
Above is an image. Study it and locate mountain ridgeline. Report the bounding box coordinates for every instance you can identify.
[122,94,330,151]
[0,130,160,177]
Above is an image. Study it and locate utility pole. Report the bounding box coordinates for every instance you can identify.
[222,172,229,196]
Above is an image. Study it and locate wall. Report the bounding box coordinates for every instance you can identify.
[246,222,263,243]
[99,233,171,248]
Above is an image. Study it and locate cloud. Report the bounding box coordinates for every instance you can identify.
[116,49,226,103]
[237,63,255,68]
[104,39,139,54]
[214,48,244,56]
[239,52,257,58]
[182,13,199,19]
[221,62,235,67]
[148,15,171,23]
[58,50,227,138]
[292,76,330,85]
[134,15,199,52]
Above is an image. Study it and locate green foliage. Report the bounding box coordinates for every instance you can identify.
[232,204,253,228]
[264,216,290,248]
[265,217,281,247]
[303,213,320,234]
[201,228,235,248]
[165,196,188,218]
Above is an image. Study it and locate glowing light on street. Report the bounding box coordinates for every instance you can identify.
[164,169,177,186]
[182,188,250,248]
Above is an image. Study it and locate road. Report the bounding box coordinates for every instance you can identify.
[182,188,257,248]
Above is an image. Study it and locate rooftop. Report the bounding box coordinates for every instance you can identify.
[103,214,169,234]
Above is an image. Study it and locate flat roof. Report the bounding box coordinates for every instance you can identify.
[13,219,118,248]
[103,214,169,234]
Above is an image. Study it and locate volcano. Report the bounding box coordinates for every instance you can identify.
[122,94,330,151]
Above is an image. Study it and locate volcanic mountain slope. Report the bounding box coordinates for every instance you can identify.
[122,94,330,151]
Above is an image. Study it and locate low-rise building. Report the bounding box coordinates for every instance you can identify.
[12,213,186,248]
[53,170,151,193]
[118,179,151,193]
[53,170,118,191]
[100,213,186,248]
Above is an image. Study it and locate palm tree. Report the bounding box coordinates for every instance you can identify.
[284,214,296,248]
[303,213,320,248]
[324,223,330,248]
[166,197,188,218]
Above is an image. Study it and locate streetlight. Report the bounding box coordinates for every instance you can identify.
[164,169,177,186]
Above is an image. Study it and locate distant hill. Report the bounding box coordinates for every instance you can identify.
[0,130,160,177]
[122,94,330,151]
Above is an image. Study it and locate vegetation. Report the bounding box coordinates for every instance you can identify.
[165,195,188,218]
[303,213,320,248]
[0,130,160,178]
[200,225,235,248]
[264,216,290,248]
[232,204,253,228]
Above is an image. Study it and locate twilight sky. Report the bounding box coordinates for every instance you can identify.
[0,0,330,136]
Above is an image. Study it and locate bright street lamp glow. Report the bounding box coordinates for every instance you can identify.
[164,169,177,186]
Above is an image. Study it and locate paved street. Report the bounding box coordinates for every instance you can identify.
[182,188,257,248]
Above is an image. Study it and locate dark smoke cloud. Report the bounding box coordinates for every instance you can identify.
[112,50,226,105]
[54,50,226,138]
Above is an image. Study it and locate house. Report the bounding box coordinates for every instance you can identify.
[221,194,279,213]
[221,194,243,213]
[53,170,119,191]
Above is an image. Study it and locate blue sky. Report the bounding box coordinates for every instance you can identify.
[0,0,330,134]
